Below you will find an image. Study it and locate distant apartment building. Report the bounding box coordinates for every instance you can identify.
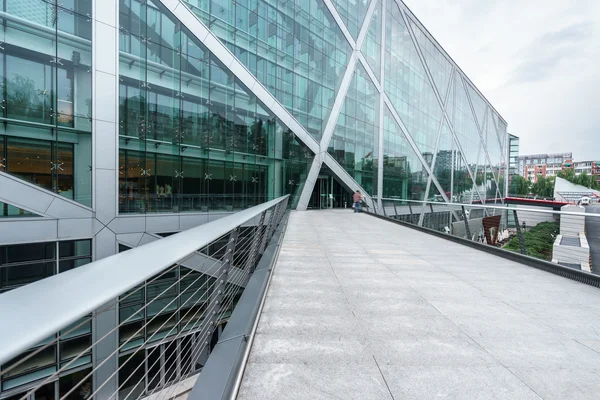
[518,153,573,183]
[519,153,599,184]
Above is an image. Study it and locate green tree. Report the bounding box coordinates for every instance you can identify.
[514,175,531,196]
[531,175,554,198]
[576,171,592,188]
[557,168,576,183]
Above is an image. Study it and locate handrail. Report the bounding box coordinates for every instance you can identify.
[0,195,289,366]
[375,197,600,218]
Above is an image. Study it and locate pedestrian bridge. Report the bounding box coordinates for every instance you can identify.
[238,210,600,400]
[2,199,600,400]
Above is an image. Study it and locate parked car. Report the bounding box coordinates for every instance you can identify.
[580,196,591,206]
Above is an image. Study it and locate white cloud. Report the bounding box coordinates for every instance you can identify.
[402,0,600,160]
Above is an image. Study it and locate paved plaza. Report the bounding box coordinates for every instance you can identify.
[239,210,600,400]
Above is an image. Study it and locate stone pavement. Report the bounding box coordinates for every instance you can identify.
[238,210,600,400]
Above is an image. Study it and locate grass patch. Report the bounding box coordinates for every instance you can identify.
[504,221,559,261]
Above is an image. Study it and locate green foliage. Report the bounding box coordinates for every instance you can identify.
[557,169,600,190]
[504,221,559,261]
[514,175,530,196]
[531,175,554,198]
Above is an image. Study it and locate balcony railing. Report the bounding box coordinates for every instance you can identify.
[372,198,600,285]
[0,195,289,400]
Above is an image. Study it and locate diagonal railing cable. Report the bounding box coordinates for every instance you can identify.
[6,227,251,400]
[106,233,263,400]
[0,195,289,399]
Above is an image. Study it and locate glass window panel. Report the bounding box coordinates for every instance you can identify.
[118,352,145,400]
[1,262,56,290]
[58,367,92,399]
[59,240,92,259]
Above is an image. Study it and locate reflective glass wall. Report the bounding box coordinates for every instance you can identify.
[0,0,93,206]
[118,0,313,213]
[181,0,351,142]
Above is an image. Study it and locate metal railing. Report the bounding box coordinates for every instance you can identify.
[371,198,600,280]
[0,196,289,400]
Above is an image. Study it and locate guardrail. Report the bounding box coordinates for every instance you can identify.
[370,198,600,283]
[0,196,289,400]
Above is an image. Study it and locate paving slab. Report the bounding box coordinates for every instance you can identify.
[238,210,600,399]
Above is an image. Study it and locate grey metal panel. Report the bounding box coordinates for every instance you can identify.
[179,214,211,231]
[108,215,146,234]
[0,196,289,365]
[0,219,58,245]
[94,227,117,261]
[94,22,117,75]
[94,169,117,224]
[94,71,117,123]
[116,233,144,248]
[94,0,117,27]
[138,232,158,246]
[94,121,118,171]
[208,213,230,223]
[145,215,181,233]
[46,198,93,219]
[0,172,56,215]
[58,218,95,239]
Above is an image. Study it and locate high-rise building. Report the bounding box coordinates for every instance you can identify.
[0,0,509,398]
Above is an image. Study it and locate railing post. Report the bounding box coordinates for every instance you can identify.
[382,200,388,217]
[513,209,527,255]
[245,211,267,278]
[193,227,239,367]
[393,201,398,218]
[461,206,472,240]
[260,202,280,255]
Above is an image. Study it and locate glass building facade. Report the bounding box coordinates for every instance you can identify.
[0,0,509,398]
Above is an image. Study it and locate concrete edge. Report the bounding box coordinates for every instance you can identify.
[365,211,600,289]
[188,211,291,399]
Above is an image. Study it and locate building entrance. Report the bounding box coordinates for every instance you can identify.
[308,171,353,209]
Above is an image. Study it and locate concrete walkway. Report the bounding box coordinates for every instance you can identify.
[238,210,600,400]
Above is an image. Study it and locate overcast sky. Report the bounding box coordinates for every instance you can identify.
[403,0,600,161]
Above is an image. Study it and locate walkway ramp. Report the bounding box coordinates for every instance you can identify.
[238,210,600,400]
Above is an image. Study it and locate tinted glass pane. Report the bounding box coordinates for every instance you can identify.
[2,242,55,264]
[59,368,92,399]
[1,262,55,290]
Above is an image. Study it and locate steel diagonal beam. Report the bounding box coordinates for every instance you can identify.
[383,95,459,221]
[419,67,454,226]
[296,53,359,210]
[462,75,499,187]
[397,1,486,204]
[298,0,379,210]
[358,55,383,92]
[164,0,377,212]
[377,0,387,209]
[161,0,319,157]
[322,0,357,49]
[356,0,379,50]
